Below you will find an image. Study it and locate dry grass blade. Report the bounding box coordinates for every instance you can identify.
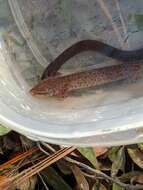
[0,147,38,171]
[0,176,14,190]
[3,154,47,177]
[13,147,76,185]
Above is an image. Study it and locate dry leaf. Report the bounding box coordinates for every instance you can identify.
[71,165,89,190]
[138,144,143,152]
[14,175,37,190]
[92,183,107,190]
[108,147,120,162]
[0,175,13,190]
[111,147,125,177]
[0,124,10,136]
[78,148,99,169]
[131,175,143,184]
[56,160,72,175]
[41,167,72,190]
[93,147,108,157]
[112,183,125,190]
[127,147,143,169]
[119,171,143,183]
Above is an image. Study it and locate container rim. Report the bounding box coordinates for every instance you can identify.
[0,100,143,140]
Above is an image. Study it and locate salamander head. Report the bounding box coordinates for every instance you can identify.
[30,77,69,98]
[30,78,60,97]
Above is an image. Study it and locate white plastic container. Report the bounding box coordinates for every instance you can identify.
[0,0,143,146]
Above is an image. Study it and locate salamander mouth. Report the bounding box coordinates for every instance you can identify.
[30,86,56,96]
[30,88,47,96]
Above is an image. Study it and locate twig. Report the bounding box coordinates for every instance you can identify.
[37,142,50,156]
[41,142,56,153]
[41,143,143,190]
[82,172,103,180]
[66,158,143,190]
[31,159,50,190]
[38,173,49,190]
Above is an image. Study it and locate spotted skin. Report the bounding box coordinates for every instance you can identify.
[30,63,141,98]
